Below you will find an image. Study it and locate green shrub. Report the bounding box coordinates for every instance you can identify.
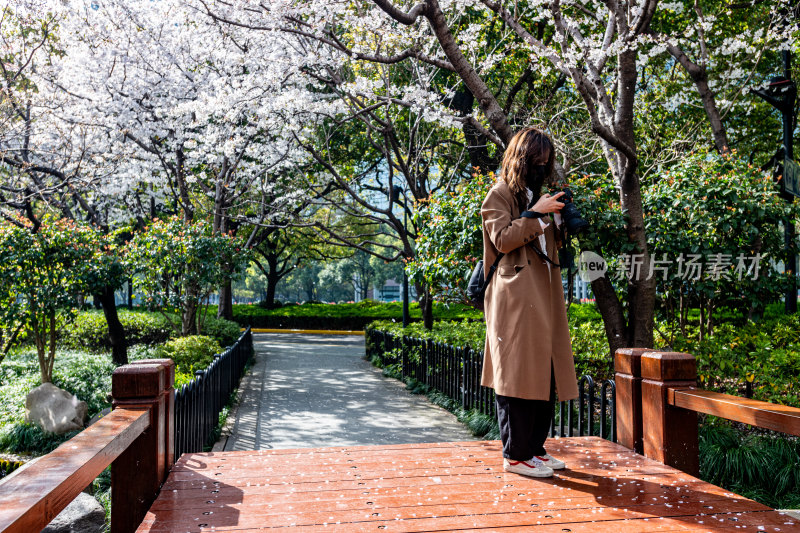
[0,350,115,428]
[367,319,485,351]
[368,301,800,402]
[0,332,235,454]
[666,312,800,407]
[61,310,242,351]
[0,358,40,428]
[200,316,241,346]
[155,335,222,377]
[60,310,173,351]
[0,349,116,454]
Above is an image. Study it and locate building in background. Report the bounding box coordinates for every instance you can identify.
[562,274,592,303]
[358,278,418,303]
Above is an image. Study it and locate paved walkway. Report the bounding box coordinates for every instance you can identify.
[222,333,475,451]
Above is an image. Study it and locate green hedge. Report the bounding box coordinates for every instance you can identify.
[366,303,612,380]
[60,309,240,351]
[367,302,800,406]
[226,301,482,330]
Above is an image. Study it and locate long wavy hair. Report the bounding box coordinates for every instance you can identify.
[500,127,555,213]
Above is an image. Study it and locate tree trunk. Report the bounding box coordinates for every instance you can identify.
[304,279,315,302]
[707,299,714,338]
[590,275,628,358]
[97,285,128,366]
[183,283,200,336]
[620,203,656,348]
[615,45,656,351]
[262,253,281,308]
[265,270,279,308]
[422,284,433,330]
[182,302,198,336]
[445,87,497,172]
[47,312,57,385]
[217,278,234,320]
[32,316,50,384]
[699,294,705,343]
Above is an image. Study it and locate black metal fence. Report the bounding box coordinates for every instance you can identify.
[174,326,254,458]
[366,328,616,442]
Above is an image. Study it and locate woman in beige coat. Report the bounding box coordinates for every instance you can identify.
[480,127,579,478]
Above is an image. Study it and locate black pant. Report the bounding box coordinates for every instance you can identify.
[495,369,556,461]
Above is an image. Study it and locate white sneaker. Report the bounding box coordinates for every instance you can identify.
[534,453,565,470]
[503,457,554,478]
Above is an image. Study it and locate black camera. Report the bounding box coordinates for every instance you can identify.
[554,187,589,235]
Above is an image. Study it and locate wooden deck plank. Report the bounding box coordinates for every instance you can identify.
[152,487,766,513]
[137,437,800,533]
[149,476,744,511]
[169,449,667,475]
[167,439,632,468]
[139,495,770,525]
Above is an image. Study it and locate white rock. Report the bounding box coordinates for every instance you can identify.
[41,492,105,533]
[25,383,87,434]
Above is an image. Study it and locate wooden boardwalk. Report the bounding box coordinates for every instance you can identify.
[137,437,799,532]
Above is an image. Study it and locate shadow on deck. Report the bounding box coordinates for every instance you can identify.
[136,437,799,532]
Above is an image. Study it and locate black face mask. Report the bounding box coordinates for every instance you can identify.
[525,165,547,193]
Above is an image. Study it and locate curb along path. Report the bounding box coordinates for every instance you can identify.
[221,332,476,450]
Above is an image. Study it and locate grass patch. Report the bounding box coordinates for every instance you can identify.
[700,417,800,509]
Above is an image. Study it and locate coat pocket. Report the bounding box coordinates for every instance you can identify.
[498,263,528,277]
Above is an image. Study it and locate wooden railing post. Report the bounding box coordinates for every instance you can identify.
[614,348,649,453]
[111,363,169,533]
[641,351,699,476]
[130,358,176,472]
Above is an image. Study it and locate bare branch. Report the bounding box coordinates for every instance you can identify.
[371,0,427,25]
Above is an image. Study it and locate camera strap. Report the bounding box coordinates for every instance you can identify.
[529,240,562,268]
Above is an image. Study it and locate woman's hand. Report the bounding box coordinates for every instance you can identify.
[531,191,566,214]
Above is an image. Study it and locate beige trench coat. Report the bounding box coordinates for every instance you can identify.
[480,179,579,401]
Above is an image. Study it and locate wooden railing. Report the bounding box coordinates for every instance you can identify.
[615,348,800,476]
[669,388,800,436]
[0,359,176,533]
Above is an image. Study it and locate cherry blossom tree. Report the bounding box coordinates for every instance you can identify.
[0,2,137,363]
[201,0,797,352]
[48,0,329,318]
